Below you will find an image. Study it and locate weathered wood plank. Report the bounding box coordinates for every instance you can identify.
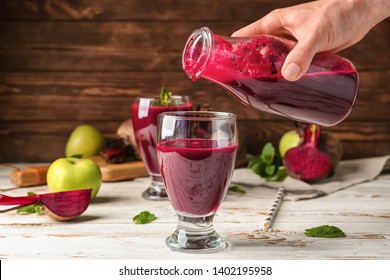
[0,0,305,21]
[0,90,388,123]
[240,120,390,157]
[0,95,134,121]
[0,120,389,162]
[0,121,119,162]
[0,21,388,70]
[0,71,388,122]
[1,70,389,97]
[0,91,261,122]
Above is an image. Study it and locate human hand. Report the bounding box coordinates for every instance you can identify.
[232,0,389,81]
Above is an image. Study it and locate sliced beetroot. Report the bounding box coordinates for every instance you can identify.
[0,189,92,221]
[284,125,331,183]
[39,189,92,220]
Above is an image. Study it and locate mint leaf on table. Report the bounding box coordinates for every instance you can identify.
[133,211,157,224]
[304,225,346,238]
[248,142,287,182]
[228,185,246,195]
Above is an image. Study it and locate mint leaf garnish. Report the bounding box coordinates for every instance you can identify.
[133,211,157,224]
[160,87,172,105]
[304,225,346,238]
[248,142,287,182]
[151,87,174,106]
[228,185,246,195]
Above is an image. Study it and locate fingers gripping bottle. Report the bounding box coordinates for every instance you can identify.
[182,27,358,126]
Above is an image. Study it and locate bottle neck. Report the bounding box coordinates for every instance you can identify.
[182,27,213,81]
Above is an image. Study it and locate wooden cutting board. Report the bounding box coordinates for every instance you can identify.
[10,157,148,187]
[90,156,148,182]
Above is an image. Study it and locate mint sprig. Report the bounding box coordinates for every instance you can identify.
[17,204,44,215]
[133,211,157,224]
[16,192,44,215]
[248,142,287,182]
[160,87,172,105]
[152,87,173,106]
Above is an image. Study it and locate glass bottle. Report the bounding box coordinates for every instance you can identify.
[182,26,359,126]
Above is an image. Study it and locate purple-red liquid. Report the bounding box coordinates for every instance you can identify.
[131,102,192,175]
[157,139,237,216]
[212,71,357,126]
[183,33,358,126]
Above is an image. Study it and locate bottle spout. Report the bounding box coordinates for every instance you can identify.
[182,27,213,81]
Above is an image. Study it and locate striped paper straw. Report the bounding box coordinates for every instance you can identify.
[263,186,285,229]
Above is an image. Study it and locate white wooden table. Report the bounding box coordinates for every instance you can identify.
[0,164,389,260]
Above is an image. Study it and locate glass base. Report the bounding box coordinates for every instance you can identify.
[166,212,227,253]
[142,176,168,201]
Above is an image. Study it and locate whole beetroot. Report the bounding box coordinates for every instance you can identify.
[283,125,331,183]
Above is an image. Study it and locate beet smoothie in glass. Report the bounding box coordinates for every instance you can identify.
[157,111,237,253]
[182,27,358,127]
[157,138,237,216]
[131,95,192,200]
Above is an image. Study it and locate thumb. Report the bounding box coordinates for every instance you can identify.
[282,42,317,81]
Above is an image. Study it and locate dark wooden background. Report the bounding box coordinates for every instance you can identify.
[0,0,389,163]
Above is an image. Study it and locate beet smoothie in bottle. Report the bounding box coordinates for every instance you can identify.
[182,27,358,126]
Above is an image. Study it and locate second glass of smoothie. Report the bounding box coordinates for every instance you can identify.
[131,96,192,200]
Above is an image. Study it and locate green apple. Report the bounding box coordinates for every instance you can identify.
[65,124,105,158]
[47,158,102,199]
[278,130,302,157]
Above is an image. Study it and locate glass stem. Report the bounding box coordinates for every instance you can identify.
[176,212,215,236]
[165,212,226,252]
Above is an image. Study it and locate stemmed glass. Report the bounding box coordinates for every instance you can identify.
[131,96,192,200]
[157,111,238,253]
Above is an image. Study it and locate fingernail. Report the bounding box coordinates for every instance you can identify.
[283,63,301,80]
